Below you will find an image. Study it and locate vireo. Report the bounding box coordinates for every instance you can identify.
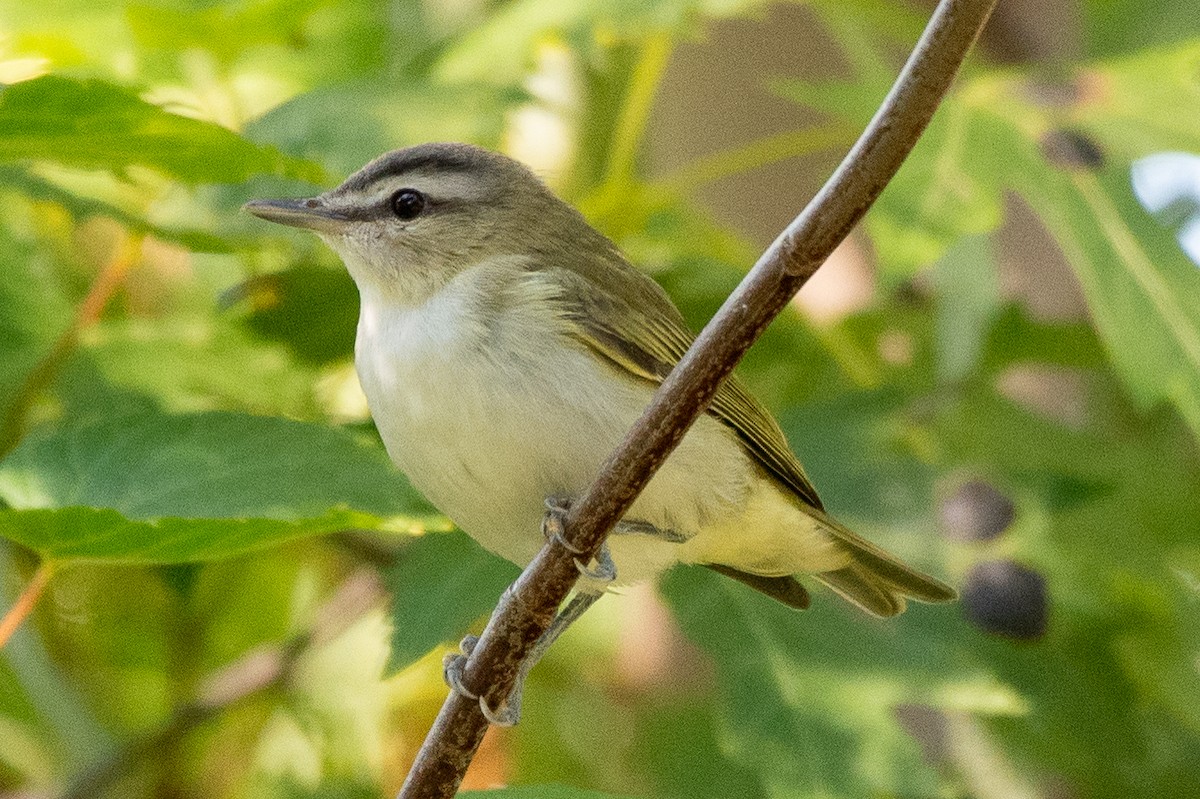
[246,142,955,723]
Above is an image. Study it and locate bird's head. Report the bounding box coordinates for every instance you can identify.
[245,142,607,306]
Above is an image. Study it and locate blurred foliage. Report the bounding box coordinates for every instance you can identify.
[1,1,1199,798]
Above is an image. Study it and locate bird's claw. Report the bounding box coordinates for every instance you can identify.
[442,634,524,726]
[542,496,585,554]
[478,692,521,727]
[442,635,480,700]
[543,498,619,586]
[574,544,617,585]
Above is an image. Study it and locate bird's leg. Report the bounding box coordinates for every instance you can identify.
[443,589,607,726]
[541,495,585,553]
[612,519,689,543]
[443,498,618,726]
[477,588,605,726]
[544,499,688,548]
[541,494,616,581]
[450,509,681,722]
[573,542,616,581]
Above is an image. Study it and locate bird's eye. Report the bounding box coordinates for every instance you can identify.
[390,189,426,220]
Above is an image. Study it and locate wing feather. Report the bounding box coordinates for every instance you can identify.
[535,258,956,611]
[543,263,824,509]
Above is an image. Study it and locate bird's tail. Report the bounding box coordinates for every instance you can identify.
[809,507,956,618]
[705,564,810,609]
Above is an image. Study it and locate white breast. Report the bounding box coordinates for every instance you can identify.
[351,259,757,583]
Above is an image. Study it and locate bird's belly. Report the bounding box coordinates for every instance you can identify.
[356,330,752,582]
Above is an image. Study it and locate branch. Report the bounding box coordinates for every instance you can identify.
[398,1,998,796]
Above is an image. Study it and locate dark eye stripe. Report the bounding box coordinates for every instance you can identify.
[321,192,468,223]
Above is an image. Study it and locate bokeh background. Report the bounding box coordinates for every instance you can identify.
[2,1,1199,797]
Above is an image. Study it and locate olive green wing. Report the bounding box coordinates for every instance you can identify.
[543,261,956,615]
[544,263,824,510]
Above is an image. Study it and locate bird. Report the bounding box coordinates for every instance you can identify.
[245,142,955,723]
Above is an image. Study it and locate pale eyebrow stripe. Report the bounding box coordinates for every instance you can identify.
[350,172,493,209]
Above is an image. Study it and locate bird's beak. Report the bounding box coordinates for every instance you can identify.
[242,197,351,234]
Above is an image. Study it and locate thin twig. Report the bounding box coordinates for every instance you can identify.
[0,560,57,648]
[659,122,856,193]
[0,234,141,459]
[398,2,999,796]
[604,32,674,185]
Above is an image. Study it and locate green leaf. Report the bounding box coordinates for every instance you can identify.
[383,531,519,673]
[125,0,318,66]
[630,701,768,799]
[0,659,40,727]
[0,165,232,253]
[862,40,1200,269]
[433,0,763,85]
[1022,167,1200,440]
[866,89,1012,276]
[0,545,114,767]
[277,775,381,799]
[848,41,1200,440]
[977,305,1107,375]
[979,615,1200,799]
[933,235,1001,382]
[771,79,891,125]
[248,81,520,178]
[0,75,322,184]
[0,411,438,563]
[0,507,371,564]
[929,359,1200,795]
[780,387,939,528]
[1082,0,1200,58]
[662,568,976,799]
[0,229,72,425]
[80,315,322,417]
[232,265,360,367]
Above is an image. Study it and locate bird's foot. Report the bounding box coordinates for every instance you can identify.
[478,682,523,727]
[542,495,585,554]
[442,634,480,700]
[575,543,617,583]
[442,634,525,726]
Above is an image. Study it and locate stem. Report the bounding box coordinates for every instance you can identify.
[817,7,901,87]
[0,560,57,649]
[604,31,673,186]
[660,122,856,193]
[0,234,141,459]
[398,2,998,796]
